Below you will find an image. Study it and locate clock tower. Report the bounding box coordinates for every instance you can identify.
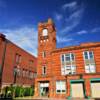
[38,18,56,53]
[37,18,56,77]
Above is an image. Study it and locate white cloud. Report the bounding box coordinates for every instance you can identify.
[91,27,100,33]
[57,36,80,47]
[53,1,85,46]
[61,7,84,33]
[53,1,84,35]
[55,13,62,21]
[0,26,38,57]
[57,36,73,43]
[62,1,77,11]
[77,30,87,35]
[76,27,100,36]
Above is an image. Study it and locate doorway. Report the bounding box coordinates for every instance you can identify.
[70,80,85,98]
[71,83,84,98]
[39,82,49,97]
[91,81,100,98]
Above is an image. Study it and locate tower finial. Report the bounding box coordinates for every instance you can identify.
[48,18,53,24]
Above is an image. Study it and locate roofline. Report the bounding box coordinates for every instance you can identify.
[52,42,100,53]
[0,33,37,59]
[8,39,37,58]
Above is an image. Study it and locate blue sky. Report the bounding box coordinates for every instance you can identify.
[0,0,100,56]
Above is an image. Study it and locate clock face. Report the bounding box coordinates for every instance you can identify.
[42,29,48,36]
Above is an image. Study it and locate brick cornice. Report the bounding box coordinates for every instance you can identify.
[51,42,100,53]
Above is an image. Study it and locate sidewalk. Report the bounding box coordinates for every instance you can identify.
[14,96,95,100]
[14,96,66,100]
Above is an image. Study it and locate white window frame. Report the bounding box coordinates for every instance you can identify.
[83,51,96,73]
[61,53,76,75]
[56,81,66,94]
[83,51,94,60]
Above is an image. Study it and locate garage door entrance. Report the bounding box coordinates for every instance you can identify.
[91,81,100,98]
[71,81,85,98]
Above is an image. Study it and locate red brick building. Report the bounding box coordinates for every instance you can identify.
[0,33,37,89]
[35,19,100,99]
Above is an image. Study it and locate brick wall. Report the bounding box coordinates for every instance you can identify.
[35,19,100,98]
[52,43,100,76]
[0,34,37,87]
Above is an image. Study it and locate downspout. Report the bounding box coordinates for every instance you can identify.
[0,34,7,92]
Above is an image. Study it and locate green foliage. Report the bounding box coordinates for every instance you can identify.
[15,86,21,97]
[3,85,14,97]
[2,85,34,98]
[24,87,34,96]
[24,87,30,96]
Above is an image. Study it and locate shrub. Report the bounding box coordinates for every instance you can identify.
[2,85,34,98]
[14,86,21,97]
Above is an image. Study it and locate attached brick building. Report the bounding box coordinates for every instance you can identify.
[0,33,37,88]
[35,19,100,99]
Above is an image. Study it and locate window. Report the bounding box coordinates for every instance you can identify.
[13,66,21,76]
[62,55,64,62]
[61,53,76,75]
[33,72,37,78]
[84,51,88,59]
[71,53,75,61]
[22,69,26,77]
[65,54,71,61]
[15,54,21,64]
[83,51,96,73]
[89,51,94,59]
[56,81,66,94]
[17,68,21,76]
[29,71,34,79]
[42,66,46,75]
[29,60,34,68]
[23,69,33,79]
[26,70,29,78]
[42,51,46,58]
